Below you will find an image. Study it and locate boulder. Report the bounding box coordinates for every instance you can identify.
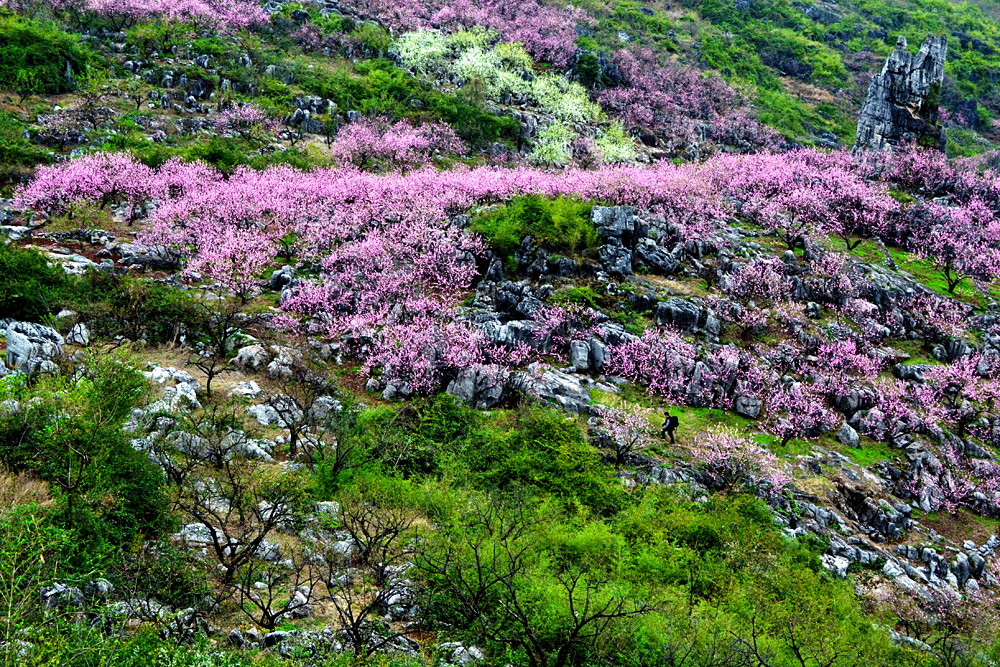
[40,582,84,610]
[4,322,64,376]
[66,322,90,346]
[446,366,506,409]
[733,394,762,419]
[821,554,850,579]
[269,265,295,292]
[116,243,182,270]
[174,523,214,545]
[836,423,861,448]
[513,364,591,413]
[854,35,948,152]
[232,345,271,371]
[228,380,263,399]
[569,340,591,373]
[439,642,486,666]
[598,242,633,276]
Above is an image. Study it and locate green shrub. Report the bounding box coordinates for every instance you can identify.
[191,36,229,56]
[462,406,623,514]
[0,12,90,97]
[470,195,597,271]
[0,352,169,570]
[294,59,518,146]
[71,271,198,345]
[0,243,71,322]
[0,110,50,174]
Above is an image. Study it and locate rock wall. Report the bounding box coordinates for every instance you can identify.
[854,35,947,152]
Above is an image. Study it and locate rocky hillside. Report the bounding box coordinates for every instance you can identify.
[6,0,1000,666]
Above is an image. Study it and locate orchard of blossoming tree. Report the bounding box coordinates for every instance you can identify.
[7,0,1000,664]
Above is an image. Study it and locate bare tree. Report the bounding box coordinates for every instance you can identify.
[338,489,416,588]
[312,483,418,655]
[171,443,304,587]
[262,368,339,459]
[318,560,411,656]
[233,553,316,630]
[187,298,254,399]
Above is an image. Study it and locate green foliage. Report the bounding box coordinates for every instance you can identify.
[0,352,168,569]
[289,59,518,146]
[191,36,229,56]
[0,243,71,322]
[470,195,597,271]
[946,127,993,158]
[111,543,213,610]
[71,271,198,345]
[0,110,50,178]
[0,12,90,96]
[458,406,623,514]
[125,18,188,55]
[418,485,916,667]
[595,122,638,163]
[529,122,574,166]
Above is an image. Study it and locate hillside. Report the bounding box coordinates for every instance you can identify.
[4,0,1000,666]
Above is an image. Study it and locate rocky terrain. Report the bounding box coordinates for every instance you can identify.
[5,0,1000,666]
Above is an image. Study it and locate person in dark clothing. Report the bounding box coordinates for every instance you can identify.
[661,411,679,444]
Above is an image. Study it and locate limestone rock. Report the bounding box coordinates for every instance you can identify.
[854,35,947,152]
[3,322,64,376]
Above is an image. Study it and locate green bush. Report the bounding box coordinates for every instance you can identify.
[71,271,198,345]
[293,59,518,146]
[0,12,90,97]
[0,243,71,322]
[0,110,50,173]
[0,352,169,569]
[461,406,623,514]
[470,195,597,272]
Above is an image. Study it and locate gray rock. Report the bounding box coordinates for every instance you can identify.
[733,394,761,419]
[228,380,263,399]
[66,322,90,346]
[598,243,633,276]
[446,366,506,409]
[821,554,850,579]
[40,582,84,610]
[263,630,291,647]
[569,340,591,373]
[116,243,182,270]
[174,522,214,545]
[654,298,718,340]
[439,642,486,666]
[232,345,271,371]
[836,423,860,448]
[84,578,114,601]
[3,322,64,376]
[315,501,340,516]
[855,35,947,152]
[269,265,295,291]
[256,540,282,562]
[588,338,606,374]
[513,363,591,413]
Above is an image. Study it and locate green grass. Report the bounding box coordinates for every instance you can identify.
[833,236,1000,307]
[889,338,942,366]
[839,436,902,466]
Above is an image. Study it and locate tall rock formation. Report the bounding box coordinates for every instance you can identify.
[854,35,947,152]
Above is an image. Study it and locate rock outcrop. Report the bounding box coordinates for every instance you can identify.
[854,35,947,152]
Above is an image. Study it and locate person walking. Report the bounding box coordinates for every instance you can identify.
[661,411,679,444]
